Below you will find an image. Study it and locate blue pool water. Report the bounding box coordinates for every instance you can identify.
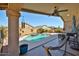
[23,34,49,42]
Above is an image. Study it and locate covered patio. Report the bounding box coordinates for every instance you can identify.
[0,3,79,56]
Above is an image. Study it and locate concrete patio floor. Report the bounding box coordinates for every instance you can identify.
[0,34,79,56]
[23,36,79,56]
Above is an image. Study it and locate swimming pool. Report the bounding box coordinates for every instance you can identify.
[23,34,49,42]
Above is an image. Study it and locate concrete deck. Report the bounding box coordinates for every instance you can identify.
[0,33,79,56]
[23,35,79,56]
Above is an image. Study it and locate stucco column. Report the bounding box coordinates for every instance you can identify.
[63,14,72,32]
[64,21,72,32]
[64,21,68,32]
[7,4,21,55]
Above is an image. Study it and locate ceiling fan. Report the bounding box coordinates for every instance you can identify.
[22,6,68,17]
[50,6,68,16]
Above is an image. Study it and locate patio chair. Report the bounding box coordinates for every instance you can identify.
[42,34,75,56]
[67,16,79,50]
[67,33,79,50]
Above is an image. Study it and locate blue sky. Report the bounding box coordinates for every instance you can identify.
[0,10,64,28]
[0,10,8,27]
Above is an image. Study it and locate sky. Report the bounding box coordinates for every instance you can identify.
[0,10,64,28]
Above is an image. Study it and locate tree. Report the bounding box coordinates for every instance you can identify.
[55,26,62,33]
[37,28,44,33]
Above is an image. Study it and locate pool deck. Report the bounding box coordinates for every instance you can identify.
[21,33,79,56]
[0,33,79,56]
[23,38,79,56]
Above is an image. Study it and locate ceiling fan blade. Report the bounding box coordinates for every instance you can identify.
[58,9,68,12]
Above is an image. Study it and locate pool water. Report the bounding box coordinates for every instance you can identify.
[23,34,49,42]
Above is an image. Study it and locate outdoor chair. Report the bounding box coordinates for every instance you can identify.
[42,34,75,56]
[67,33,79,50]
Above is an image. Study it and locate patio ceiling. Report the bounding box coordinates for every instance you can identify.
[0,3,8,10]
[0,3,79,29]
[21,3,79,22]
